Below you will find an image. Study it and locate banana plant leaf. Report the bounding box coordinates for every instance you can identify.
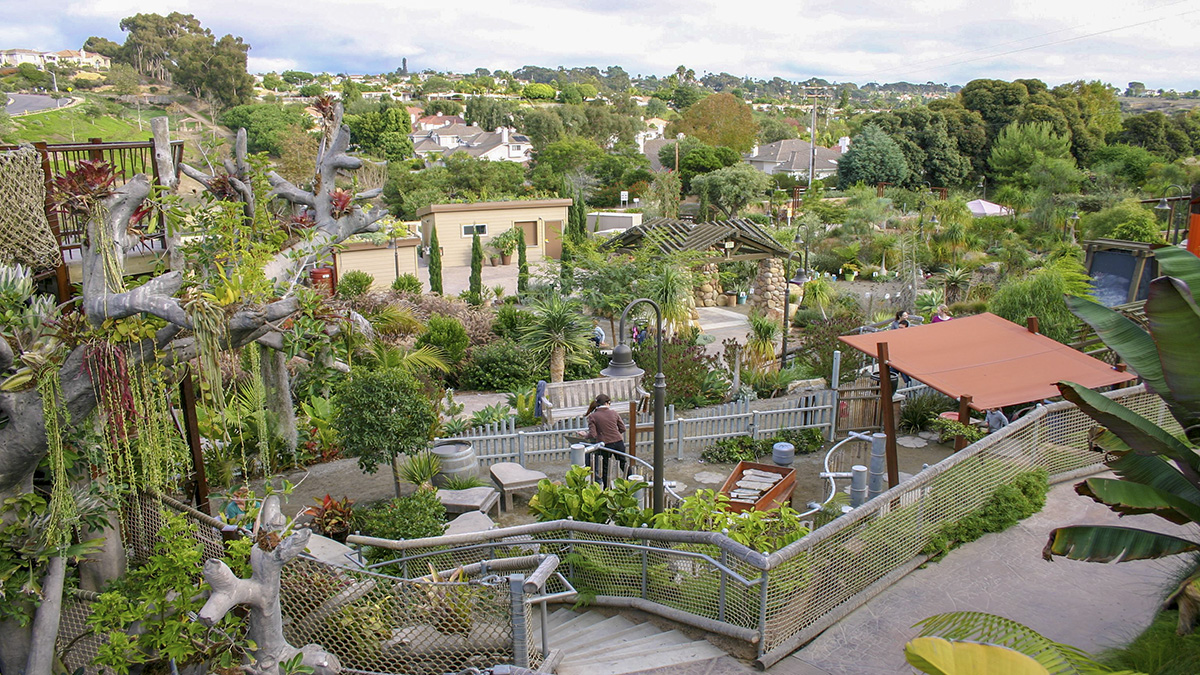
[1056,381,1200,485]
[913,611,1107,674]
[1044,524,1200,562]
[1152,246,1200,293]
[1065,295,1164,396]
[905,637,1050,675]
[1077,477,1200,525]
[1144,276,1200,438]
[1106,450,1200,509]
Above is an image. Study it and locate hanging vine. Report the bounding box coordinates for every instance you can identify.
[37,367,75,548]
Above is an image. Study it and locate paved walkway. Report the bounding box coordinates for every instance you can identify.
[773,476,1192,674]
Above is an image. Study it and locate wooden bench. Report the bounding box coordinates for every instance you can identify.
[490,462,547,511]
[542,375,648,422]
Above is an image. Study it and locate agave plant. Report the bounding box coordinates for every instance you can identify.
[1044,247,1200,634]
[744,311,780,372]
[935,266,972,305]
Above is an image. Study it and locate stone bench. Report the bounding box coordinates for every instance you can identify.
[543,375,648,421]
[490,462,548,511]
[437,487,499,517]
[444,510,496,536]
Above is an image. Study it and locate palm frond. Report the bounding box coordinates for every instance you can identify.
[914,612,1106,674]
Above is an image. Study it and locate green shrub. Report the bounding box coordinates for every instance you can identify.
[391,273,422,294]
[333,367,436,474]
[699,428,825,463]
[458,339,535,391]
[442,475,488,490]
[921,468,1048,560]
[743,364,814,399]
[929,416,987,445]
[354,489,446,555]
[632,338,722,409]
[791,308,826,328]
[337,270,374,299]
[561,345,605,381]
[528,466,651,527]
[700,436,760,464]
[492,304,534,340]
[468,403,512,428]
[900,392,956,432]
[946,300,987,316]
[415,314,469,365]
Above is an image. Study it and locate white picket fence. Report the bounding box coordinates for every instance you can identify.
[438,389,837,466]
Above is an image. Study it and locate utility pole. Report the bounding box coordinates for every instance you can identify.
[808,99,816,191]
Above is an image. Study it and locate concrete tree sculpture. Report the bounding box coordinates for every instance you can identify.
[0,102,384,673]
[199,496,339,675]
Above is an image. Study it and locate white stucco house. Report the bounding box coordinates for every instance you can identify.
[410,124,532,164]
[743,139,844,181]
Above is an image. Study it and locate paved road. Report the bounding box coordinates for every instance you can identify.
[5,93,73,115]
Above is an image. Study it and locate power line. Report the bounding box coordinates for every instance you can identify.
[876,0,1197,80]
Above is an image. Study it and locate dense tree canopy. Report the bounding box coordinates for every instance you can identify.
[837,125,909,188]
[988,121,1074,190]
[219,104,310,155]
[345,103,413,161]
[670,93,759,152]
[690,163,772,218]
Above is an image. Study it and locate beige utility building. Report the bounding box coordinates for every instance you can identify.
[333,236,421,290]
[417,199,572,267]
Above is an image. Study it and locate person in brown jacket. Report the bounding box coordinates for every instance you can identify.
[586,394,626,488]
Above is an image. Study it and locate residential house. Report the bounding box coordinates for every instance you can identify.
[410,124,532,164]
[417,199,572,267]
[414,114,466,131]
[744,139,844,181]
[1,48,110,69]
[640,137,672,172]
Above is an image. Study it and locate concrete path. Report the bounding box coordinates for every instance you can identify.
[775,477,1193,674]
[695,305,751,355]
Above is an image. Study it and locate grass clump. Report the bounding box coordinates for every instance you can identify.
[921,468,1048,561]
[1101,609,1200,675]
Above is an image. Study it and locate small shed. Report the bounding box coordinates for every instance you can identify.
[334,237,421,291]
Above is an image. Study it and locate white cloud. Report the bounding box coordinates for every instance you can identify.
[5,0,1199,89]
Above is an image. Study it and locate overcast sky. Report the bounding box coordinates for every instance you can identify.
[4,0,1199,90]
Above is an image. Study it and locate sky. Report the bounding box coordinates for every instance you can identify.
[3,0,1199,91]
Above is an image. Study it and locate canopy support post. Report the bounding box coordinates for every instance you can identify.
[1026,316,1039,334]
[955,394,973,451]
[876,341,899,488]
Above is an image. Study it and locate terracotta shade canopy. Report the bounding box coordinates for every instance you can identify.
[837,313,1135,410]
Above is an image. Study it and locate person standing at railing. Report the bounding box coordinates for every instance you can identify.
[586,394,626,488]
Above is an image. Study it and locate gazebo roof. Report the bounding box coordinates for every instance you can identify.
[838,313,1135,410]
[601,217,789,260]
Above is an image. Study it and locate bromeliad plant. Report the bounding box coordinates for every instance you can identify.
[1044,247,1200,634]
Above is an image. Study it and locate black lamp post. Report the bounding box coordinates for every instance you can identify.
[601,298,666,514]
[780,233,808,370]
[1156,185,1186,244]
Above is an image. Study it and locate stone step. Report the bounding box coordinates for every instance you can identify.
[562,629,694,663]
[556,623,662,660]
[550,615,636,649]
[557,640,728,675]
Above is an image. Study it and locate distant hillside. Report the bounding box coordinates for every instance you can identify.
[1118,96,1200,114]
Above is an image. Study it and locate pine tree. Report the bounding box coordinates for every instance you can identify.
[516,225,529,294]
[469,232,483,302]
[428,226,443,294]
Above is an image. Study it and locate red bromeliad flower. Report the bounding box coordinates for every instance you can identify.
[208,174,242,202]
[51,160,117,218]
[329,188,353,219]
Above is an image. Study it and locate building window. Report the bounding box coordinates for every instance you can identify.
[461,224,488,237]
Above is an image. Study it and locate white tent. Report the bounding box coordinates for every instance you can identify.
[966,199,1014,217]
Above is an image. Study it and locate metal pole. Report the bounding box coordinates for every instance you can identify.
[612,298,667,514]
[868,432,886,498]
[850,465,868,507]
[510,573,529,668]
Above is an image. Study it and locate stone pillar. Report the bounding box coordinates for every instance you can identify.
[750,258,785,318]
[693,262,722,307]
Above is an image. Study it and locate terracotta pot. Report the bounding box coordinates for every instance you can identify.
[501,254,513,265]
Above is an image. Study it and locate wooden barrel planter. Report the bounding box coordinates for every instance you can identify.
[431,440,478,487]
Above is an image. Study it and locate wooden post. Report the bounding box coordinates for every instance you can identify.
[32,142,72,303]
[627,400,638,460]
[179,369,211,515]
[955,394,973,451]
[1026,317,1039,334]
[876,342,899,488]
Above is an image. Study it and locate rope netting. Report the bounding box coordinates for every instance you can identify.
[0,145,60,270]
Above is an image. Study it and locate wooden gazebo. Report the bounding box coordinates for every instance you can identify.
[601,217,789,260]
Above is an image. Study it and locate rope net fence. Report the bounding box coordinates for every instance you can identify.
[55,386,1171,672]
[0,145,60,270]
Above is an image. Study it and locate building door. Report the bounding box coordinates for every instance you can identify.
[544,220,563,259]
[516,220,538,252]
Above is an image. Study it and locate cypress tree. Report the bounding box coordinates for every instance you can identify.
[469,232,483,302]
[428,226,443,294]
[516,225,529,294]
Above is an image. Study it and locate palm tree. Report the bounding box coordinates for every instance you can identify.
[645,263,694,336]
[745,312,781,372]
[803,277,835,320]
[519,296,593,383]
[359,341,449,374]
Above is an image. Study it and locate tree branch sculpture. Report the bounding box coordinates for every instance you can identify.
[199,496,339,675]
